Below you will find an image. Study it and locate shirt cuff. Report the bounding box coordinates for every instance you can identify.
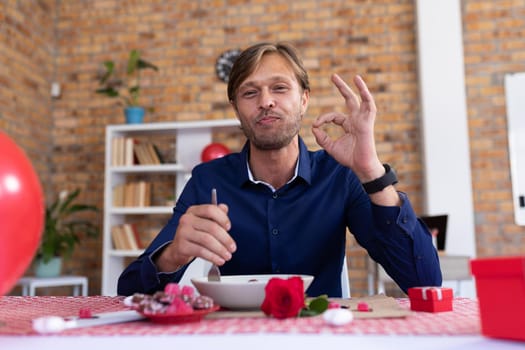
[371,191,418,239]
[140,241,183,290]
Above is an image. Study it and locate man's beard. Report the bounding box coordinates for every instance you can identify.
[240,114,301,150]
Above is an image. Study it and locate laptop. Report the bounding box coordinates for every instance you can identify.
[420,214,448,251]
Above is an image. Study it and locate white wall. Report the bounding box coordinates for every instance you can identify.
[505,72,525,225]
[415,0,476,297]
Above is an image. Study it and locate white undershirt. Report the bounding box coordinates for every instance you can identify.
[246,159,299,192]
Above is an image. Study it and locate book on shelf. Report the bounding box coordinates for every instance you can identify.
[111,136,127,166]
[112,181,152,207]
[112,184,125,207]
[150,143,165,164]
[123,183,136,207]
[111,224,142,250]
[122,223,141,250]
[133,142,151,165]
[134,142,164,165]
[136,180,151,207]
[140,227,160,248]
[110,225,128,250]
[124,137,135,166]
[111,137,164,166]
[111,137,118,166]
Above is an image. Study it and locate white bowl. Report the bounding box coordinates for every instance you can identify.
[191,274,314,310]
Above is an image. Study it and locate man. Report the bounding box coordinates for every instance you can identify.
[118,42,442,297]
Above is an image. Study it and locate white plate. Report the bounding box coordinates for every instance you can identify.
[191,274,314,310]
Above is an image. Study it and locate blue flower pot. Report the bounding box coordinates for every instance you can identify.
[125,107,145,124]
[34,257,63,278]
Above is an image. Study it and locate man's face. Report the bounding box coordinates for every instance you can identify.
[232,53,309,150]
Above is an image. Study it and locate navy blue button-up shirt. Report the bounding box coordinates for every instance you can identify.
[118,137,442,297]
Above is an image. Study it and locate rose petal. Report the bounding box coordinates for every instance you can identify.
[261,277,305,319]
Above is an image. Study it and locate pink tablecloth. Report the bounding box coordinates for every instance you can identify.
[0,296,480,336]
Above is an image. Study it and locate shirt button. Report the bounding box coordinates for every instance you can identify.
[402,217,408,223]
[272,229,279,235]
[273,193,278,199]
[386,220,392,225]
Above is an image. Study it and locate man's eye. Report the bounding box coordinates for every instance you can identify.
[242,90,257,98]
[273,85,288,92]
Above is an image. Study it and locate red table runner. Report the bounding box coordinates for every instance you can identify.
[0,296,480,336]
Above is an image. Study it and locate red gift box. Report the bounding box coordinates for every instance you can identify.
[408,286,453,312]
[470,256,525,342]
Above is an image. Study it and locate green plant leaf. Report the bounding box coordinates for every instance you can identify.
[58,189,79,210]
[299,309,319,317]
[37,188,100,263]
[127,49,140,75]
[308,296,329,314]
[299,295,330,317]
[96,49,158,107]
[137,59,159,71]
[100,61,115,84]
[95,87,120,97]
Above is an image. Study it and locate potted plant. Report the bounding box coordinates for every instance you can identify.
[96,49,159,124]
[34,188,99,277]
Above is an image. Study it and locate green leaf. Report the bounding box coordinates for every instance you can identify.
[100,61,115,84]
[299,309,319,317]
[95,88,120,97]
[127,49,140,75]
[137,59,159,71]
[308,296,329,314]
[96,49,158,107]
[298,295,330,317]
[103,61,115,72]
[58,189,80,213]
[36,188,100,263]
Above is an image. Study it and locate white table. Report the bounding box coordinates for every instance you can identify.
[1,296,522,349]
[16,276,88,296]
[1,334,523,350]
[369,254,472,295]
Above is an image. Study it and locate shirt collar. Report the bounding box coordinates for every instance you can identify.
[240,137,312,190]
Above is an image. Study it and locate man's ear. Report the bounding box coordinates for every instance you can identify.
[300,89,310,115]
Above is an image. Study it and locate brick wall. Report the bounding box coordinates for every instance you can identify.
[462,1,525,257]
[2,0,524,296]
[1,0,59,295]
[0,0,55,191]
[54,0,424,296]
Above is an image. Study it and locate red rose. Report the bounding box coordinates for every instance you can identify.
[261,276,305,319]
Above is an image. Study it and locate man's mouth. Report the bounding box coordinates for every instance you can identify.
[256,114,280,125]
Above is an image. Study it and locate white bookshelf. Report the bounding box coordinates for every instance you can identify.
[102,119,240,295]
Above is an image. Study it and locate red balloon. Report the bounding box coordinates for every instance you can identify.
[201,143,230,162]
[0,132,44,295]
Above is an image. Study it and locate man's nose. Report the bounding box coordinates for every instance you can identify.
[259,89,275,109]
